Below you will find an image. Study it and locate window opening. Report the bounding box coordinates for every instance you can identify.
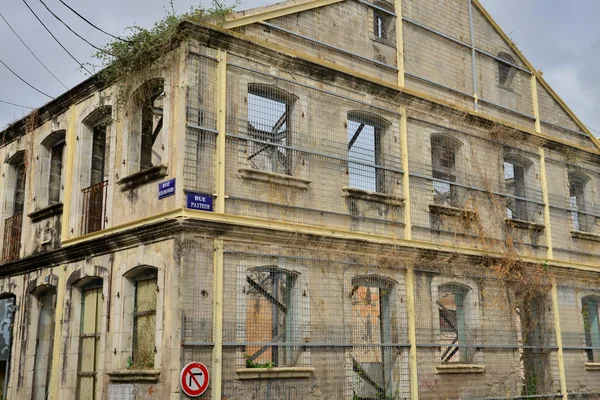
[82,125,108,235]
[140,83,164,171]
[247,87,292,175]
[504,159,528,220]
[32,287,56,400]
[431,135,460,208]
[583,296,600,363]
[14,162,26,216]
[497,53,517,88]
[245,266,299,367]
[3,155,25,261]
[374,13,388,39]
[132,276,157,368]
[438,284,470,363]
[0,296,15,400]
[569,174,589,232]
[77,279,102,400]
[48,142,65,205]
[347,114,385,193]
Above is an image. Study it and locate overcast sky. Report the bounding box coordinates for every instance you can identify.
[1,0,598,136]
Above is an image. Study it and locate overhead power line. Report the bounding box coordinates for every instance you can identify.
[0,12,68,90]
[0,100,35,110]
[20,0,93,75]
[0,58,55,99]
[57,0,133,43]
[38,0,111,54]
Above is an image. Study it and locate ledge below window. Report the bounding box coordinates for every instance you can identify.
[236,367,315,380]
[570,231,600,242]
[585,363,600,371]
[117,165,168,191]
[504,218,545,232]
[342,187,404,207]
[107,369,161,382]
[429,204,476,218]
[28,203,63,222]
[436,364,485,374]
[239,168,311,189]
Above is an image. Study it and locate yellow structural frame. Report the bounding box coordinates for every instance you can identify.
[211,239,225,400]
[215,49,227,214]
[405,266,418,400]
[61,105,77,242]
[539,148,554,261]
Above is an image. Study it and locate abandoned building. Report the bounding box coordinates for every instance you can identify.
[1,0,600,398]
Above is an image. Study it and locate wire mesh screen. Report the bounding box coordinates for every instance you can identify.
[132,277,157,368]
[223,61,405,237]
[185,50,218,192]
[220,246,410,399]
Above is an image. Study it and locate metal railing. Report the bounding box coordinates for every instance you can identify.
[81,180,108,235]
[2,213,22,262]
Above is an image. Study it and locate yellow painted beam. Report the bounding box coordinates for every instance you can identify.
[222,0,345,29]
[215,50,227,214]
[211,239,224,400]
[395,0,404,88]
[551,278,568,400]
[405,266,418,400]
[400,106,411,240]
[531,75,541,134]
[61,105,77,242]
[47,266,66,400]
[539,148,553,260]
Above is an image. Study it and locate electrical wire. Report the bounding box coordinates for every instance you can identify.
[37,0,112,55]
[0,12,69,90]
[0,100,34,110]
[20,0,93,75]
[57,0,134,44]
[0,58,55,99]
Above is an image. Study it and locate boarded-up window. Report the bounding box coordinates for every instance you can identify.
[133,277,157,368]
[78,279,102,400]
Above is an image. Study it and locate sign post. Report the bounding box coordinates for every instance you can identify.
[180,362,210,397]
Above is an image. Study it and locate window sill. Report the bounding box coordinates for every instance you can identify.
[429,204,476,217]
[117,165,168,191]
[107,369,161,382]
[436,364,485,374]
[570,231,600,242]
[236,367,315,380]
[239,168,311,189]
[28,203,63,222]
[342,187,404,207]
[585,363,600,371]
[504,218,545,232]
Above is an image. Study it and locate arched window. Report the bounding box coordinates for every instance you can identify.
[2,151,26,261]
[497,53,517,88]
[569,172,592,232]
[438,283,473,363]
[40,130,66,206]
[431,134,462,207]
[582,296,600,362]
[247,83,297,175]
[347,111,391,193]
[504,153,533,221]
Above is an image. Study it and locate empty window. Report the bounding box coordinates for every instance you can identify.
[78,279,103,400]
[497,53,517,88]
[569,173,591,232]
[31,286,56,400]
[373,12,389,40]
[438,284,472,363]
[49,143,64,204]
[130,80,164,174]
[347,112,389,193]
[431,135,461,207]
[132,274,158,368]
[41,131,66,206]
[350,275,396,398]
[504,155,531,221]
[582,296,600,363]
[247,84,295,175]
[244,265,299,367]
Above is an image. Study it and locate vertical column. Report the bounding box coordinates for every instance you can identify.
[467,0,479,110]
[211,239,225,400]
[395,0,404,88]
[551,278,568,400]
[215,49,228,214]
[400,106,411,240]
[48,266,67,400]
[61,105,77,241]
[405,266,419,400]
[531,75,542,134]
[539,148,554,260]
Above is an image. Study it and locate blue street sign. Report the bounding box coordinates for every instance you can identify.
[158,178,176,199]
[186,193,213,212]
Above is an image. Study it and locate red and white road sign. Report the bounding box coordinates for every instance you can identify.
[180,362,210,397]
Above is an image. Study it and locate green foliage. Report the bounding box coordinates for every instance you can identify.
[244,354,274,369]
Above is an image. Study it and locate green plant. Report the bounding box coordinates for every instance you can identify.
[244,354,274,369]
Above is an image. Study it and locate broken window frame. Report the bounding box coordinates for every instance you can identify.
[349,274,397,398]
[347,111,390,193]
[582,296,600,363]
[431,134,462,208]
[437,283,472,364]
[373,11,388,40]
[244,265,300,368]
[504,154,532,222]
[568,172,592,232]
[246,84,296,176]
[497,52,517,89]
[139,81,165,171]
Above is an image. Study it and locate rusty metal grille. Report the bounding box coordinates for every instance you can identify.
[81,180,108,235]
[2,213,22,262]
[133,278,157,368]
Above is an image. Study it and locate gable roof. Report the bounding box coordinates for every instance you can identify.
[223,0,600,152]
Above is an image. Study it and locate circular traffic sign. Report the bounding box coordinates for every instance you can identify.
[180,362,210,397]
